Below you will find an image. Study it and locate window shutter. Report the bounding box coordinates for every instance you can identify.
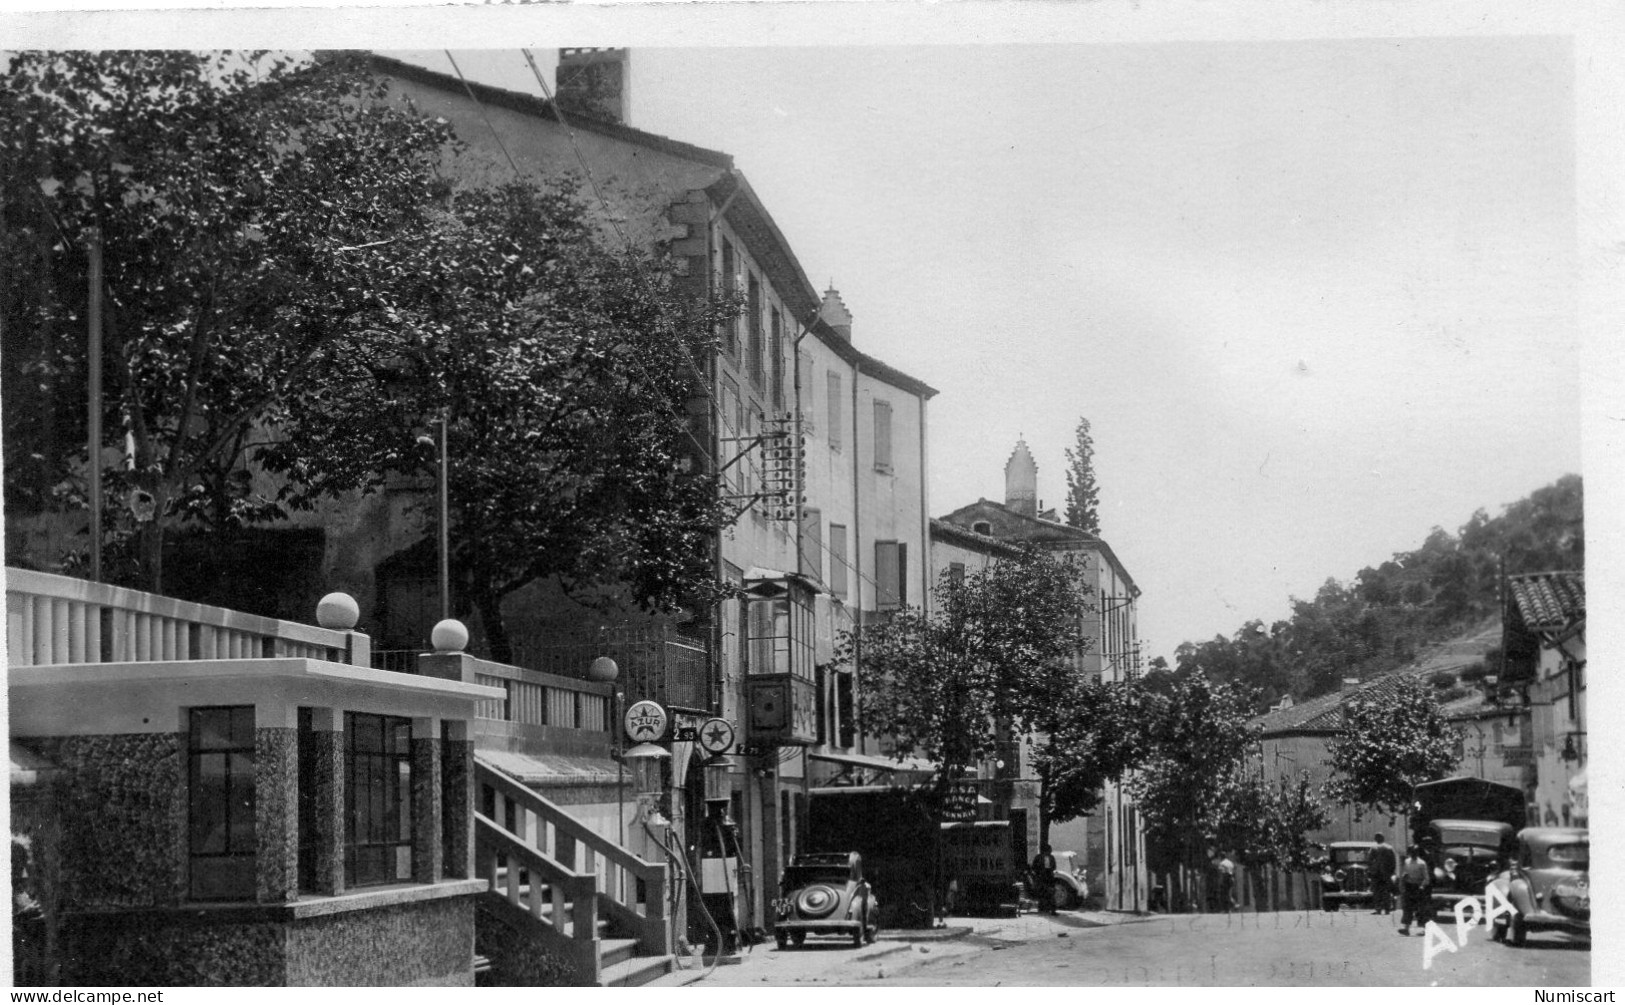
[828,524,848,599]
[799,507,822,581]
[874,399,892,471]
[875,541,900,609]
[826,371,842,450]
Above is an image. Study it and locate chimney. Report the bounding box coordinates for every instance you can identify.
[1004,440,1038,518]
[556,48,630,125]
[819,286,853,341]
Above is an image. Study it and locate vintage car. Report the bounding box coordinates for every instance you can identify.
[1318,841,1378,911]
[1051,850,1090,910]
[1490,828,1589,946]
[774,852,879,949]
[1423,819,1515,912]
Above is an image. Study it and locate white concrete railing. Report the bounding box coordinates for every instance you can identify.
[5,567,369,668]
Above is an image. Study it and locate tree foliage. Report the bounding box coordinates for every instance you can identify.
[260,178,731,659]
[1030,676,1151,831]
[1323,675,1461,820]
[1,51,456,589]
[1063,415,1100,535]
[840,547,1091,809]
[1173,475,1583,709]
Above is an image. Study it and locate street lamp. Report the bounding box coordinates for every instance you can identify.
[590,656,624,843]
[415,411,450,622]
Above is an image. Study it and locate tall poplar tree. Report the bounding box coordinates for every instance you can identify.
[1064,416,1101,535]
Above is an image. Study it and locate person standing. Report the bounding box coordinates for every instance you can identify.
[1368,833,1397,915]
[1031,843,1058,915]
[1397,844,1432,936]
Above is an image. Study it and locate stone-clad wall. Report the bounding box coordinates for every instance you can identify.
[474,893,582,986]
[58,895,478,987]
[60,914,286,986]
[285,895,475,987]
[28,734,187,910]
[256,727,299,902]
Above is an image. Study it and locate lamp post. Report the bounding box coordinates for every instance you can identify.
[590,656,623,844]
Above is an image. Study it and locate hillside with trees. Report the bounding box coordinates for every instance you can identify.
[1166,475,1583,709]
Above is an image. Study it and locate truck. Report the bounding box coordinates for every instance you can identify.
[1409,777,1527,912]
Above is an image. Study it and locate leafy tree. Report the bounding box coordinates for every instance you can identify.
[1130,673,1260,876]
[1,51,457,590]
[1029,676,1152,846]
[840,547,1092,811]
[1323,675,1461,820]
[1063,416,1100,535]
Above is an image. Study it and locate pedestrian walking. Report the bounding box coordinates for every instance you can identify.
[1396,844,1432,936]
[1031,843,1058,915]
[1368,832,1397,915]
[1215,852,1237,913]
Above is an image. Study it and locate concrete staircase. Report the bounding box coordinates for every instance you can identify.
[474,757,672,986]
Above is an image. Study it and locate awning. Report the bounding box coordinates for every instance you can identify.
[808,750,936,775]
[477,749,623,788]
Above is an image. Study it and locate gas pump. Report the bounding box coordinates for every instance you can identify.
[698,797,743,955]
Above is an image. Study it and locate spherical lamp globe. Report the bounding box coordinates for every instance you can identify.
[588,656,619,683]
[431,619,469,654]
[316,593,360,631]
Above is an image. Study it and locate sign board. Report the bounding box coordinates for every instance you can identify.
[942,782,980,822]
[623,700,668,743]
[698,718,736,755]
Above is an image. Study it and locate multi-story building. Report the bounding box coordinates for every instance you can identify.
[356,49,938,942]
[934,439,1147,911]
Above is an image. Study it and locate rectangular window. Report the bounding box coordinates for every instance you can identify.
[799,507,822,582]
[875,541,907,610]
[746,590,814,680]
[770,307,785,409]
[346,712,413,887]
[828,524,848,599]
[747,273,763,384]
[721,239,738,357]
[949,562,966,586]
[827,372,843,451]
[189,706,257,900]
[873,399,893,472]
[815,664,828,746]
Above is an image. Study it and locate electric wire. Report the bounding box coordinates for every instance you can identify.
[443,51,523,179]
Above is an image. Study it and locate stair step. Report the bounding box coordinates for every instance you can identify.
[599,954,673,988]
[599,937,639,970]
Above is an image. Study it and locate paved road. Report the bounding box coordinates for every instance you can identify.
[664,909,1590,987]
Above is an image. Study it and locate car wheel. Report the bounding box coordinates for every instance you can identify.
[1509,913,1527,947]
[775,931,788,951]
[1054,879,1078,911]
[1490,918,1506,943]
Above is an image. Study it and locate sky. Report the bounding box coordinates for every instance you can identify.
[384,36,1582,664]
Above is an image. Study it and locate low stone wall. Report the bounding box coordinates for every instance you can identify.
[474,892,588,986]
[58,892,479,986]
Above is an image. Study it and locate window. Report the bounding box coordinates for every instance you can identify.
[189,706,257,900]
[799,507,822,582]
[721,382,742,496]
[873,399,893,472]
[747,273,763,384]
[949,562,966,586]
[720,239,738,357]
[826,372,843,451]
[828,524,848,599]
[746,582,814,680]
[770,308,785,410]
[346,712,413,887]
[875,541,907,610]
[972,520,992,536]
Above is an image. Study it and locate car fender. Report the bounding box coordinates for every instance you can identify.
[1505,875,1536,915]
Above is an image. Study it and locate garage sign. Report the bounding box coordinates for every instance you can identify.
[624,700,668,743]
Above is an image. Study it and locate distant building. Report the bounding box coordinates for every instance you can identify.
[933,439,1146,911]
[1501,571,1585,827]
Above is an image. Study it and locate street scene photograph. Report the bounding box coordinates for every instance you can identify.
[1,4,1608,991]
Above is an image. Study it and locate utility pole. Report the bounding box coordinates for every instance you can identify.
[87,228,103,583]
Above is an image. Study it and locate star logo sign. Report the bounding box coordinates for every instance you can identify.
[699,718,734,754]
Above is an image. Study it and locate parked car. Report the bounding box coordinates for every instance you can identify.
[1318,841,1378,911]
[1051,851,1089,910]
[1490,828,1589,947]
[1423,818,1515,913]
[774,852,879,949]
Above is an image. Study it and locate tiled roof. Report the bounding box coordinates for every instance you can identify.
[929,518,1023,557]
[1507,572,1584,633]
[1252,670,1432,736]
